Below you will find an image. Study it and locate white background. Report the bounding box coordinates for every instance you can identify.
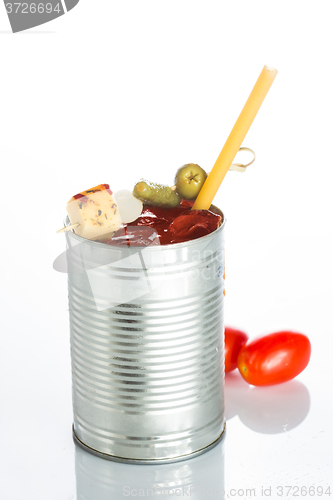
[1,2,333,499]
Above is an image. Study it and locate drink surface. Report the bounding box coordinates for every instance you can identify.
[102,200,222,246]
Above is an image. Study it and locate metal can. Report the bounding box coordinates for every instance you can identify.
[65,218,225,464]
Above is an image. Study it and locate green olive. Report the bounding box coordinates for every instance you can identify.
[175,164,207,200]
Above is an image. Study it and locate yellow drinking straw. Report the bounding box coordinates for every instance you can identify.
[192,65,278,210]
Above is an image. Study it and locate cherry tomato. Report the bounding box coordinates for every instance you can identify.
[237,331,311,386]
[224,327,249,373]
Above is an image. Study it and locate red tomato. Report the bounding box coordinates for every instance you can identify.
[237,331,311,386]
[224,327,249,373]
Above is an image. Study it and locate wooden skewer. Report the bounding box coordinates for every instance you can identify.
[228,147,256,172]
[56,223,80,234]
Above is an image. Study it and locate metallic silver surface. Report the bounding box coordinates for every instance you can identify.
[73,423,226,464]
[74,431,225,500]
[66,219,225,462]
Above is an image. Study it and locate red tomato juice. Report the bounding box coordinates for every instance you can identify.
[104,200,222,246]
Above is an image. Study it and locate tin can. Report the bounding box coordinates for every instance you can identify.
[65,218,225,464]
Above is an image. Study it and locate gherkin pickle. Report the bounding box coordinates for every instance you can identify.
[133,181,181,208]
[175,164,207,200]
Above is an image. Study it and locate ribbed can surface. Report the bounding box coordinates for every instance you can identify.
[66,220,225,462]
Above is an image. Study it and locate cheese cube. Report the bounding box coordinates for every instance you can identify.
[66,184,122,240]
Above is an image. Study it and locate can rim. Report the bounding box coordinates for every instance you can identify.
[63,211,225,251]
[72,422,226,465]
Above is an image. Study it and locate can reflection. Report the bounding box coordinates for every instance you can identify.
[75,439,225,499]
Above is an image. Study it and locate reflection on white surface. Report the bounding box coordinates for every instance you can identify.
[75,440,225,499]
[225,372,310,433]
